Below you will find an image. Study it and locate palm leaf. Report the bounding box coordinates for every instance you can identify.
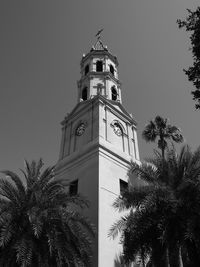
[142,121,157,142]
[1,171,26,196]
[0,159,94,266]
[108,216,128,239]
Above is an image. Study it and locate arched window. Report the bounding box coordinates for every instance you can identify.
[110,64,114,75]
[85,64,89,76]
[96,61,103,72]
[111,86,117,101]
[82,87,87,101]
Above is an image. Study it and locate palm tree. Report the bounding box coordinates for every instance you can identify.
[109,146,200,267]
[0,159,94,267]
[142,115,184,159]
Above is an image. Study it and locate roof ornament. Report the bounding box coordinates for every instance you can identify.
[95,28,104,40]
[91,29,108,52]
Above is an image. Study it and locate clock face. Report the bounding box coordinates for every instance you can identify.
[113,123,122,136]
[76,123,86,136]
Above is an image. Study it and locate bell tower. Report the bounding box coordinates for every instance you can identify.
[56,35,140,267]
[77,37,122,103]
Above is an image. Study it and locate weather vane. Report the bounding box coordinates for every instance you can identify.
[95,28,104,40]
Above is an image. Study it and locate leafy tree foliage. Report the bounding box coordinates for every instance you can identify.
[142,115,183,159]
[0,159,94,267]
[177,7,200,109]
[109,146,200,267]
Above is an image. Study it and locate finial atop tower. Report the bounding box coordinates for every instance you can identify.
[91,29,108,51]
[95,28,104,40]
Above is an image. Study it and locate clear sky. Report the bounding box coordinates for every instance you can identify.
[0,0,200,173]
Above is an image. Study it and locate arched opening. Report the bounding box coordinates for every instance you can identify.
[111,86,117,101]
[110,64,114,75]
[84,64,89,76]
[96,61,103,72]
[82,87,87,101]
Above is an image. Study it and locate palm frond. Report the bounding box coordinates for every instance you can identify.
[16,238,33,267]
[0,159,94,266]
[108,216,128,239]
[38,166,55,188]
[113,186,156,212]
[0,179,22,206]
[1,171,26,196]
[35,158,44,178]
[142,121,157,142]
[111,144,200,263]
[63,209,95,237]
[129,161,158,185]
[0,220,16,247]
[154,115,167,129]
[167,125,184,143]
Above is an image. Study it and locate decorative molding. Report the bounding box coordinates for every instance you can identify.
[74,120,88,135]
[80,50,119,67]
[75,123,86,136]
[55,138,134,177]
[110,120,124,136]
[61,95,137,129]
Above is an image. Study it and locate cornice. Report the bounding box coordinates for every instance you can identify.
[61,95,137,127]
[55,139,99,175]
[78,71,121,86]
[96,96,138,126]
[61,100,93,126]
[81,50,119,66]
[55,137,139,176]
[99,142,133,168]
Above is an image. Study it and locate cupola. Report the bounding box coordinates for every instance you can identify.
[77,34,122,103]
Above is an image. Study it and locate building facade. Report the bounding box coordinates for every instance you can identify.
[55,38,140,267]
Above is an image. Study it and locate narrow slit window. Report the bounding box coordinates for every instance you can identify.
[110,64,114,75]
[69,180,78,196]
[85,64,89,76]
[111,87,117,101]
[120,179,128,195]
[82,87,87,101]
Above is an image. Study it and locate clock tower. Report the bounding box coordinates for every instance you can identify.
[56,37,140,267]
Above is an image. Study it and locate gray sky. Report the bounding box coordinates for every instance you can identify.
[0,0,199,172]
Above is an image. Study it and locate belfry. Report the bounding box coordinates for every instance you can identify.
[56,35,140,266]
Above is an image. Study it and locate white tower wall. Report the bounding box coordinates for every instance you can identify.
[56,38,140,267]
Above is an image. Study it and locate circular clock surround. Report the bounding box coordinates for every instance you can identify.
[113,122,123,136]
[76,123,86,136]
